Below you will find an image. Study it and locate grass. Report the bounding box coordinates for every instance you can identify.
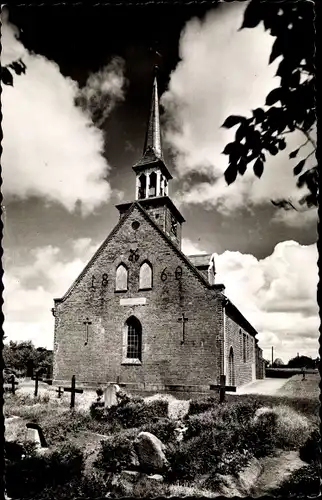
[277,373,320,399]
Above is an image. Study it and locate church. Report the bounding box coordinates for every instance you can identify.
[52,70,265,393]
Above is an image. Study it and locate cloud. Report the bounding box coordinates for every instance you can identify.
[162,2,317,225]
[1,10,126,215]
[75,57,127,128]
[214,240,319,362]
[181,237,207,255]
[3,238,99,348]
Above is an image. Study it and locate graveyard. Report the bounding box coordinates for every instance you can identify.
[4,372,320,498]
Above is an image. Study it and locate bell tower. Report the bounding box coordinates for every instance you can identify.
[116,66,185,249]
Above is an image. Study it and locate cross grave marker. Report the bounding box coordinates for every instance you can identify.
[63,375,83,409]
[210,374,236,403]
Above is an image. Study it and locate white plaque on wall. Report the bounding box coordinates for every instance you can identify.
[120,297,147,306]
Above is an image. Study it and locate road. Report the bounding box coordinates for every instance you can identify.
[236,378,288,396]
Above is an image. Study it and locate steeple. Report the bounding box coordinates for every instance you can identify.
[143,66,162,160]
[132,66,172,200]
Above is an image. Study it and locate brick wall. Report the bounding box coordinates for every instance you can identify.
[53,204,224,389]
[224,311,256,386]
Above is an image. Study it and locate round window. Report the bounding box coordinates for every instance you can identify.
[132,221,140,230]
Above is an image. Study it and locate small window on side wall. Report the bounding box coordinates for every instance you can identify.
[115,264,128,291]
[139,261,152,290]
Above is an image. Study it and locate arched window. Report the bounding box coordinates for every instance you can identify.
[139,261,152,290]
[115,264,128,291]
[138,174,147,199]
[126,316,142,360]
[149,172,157,197]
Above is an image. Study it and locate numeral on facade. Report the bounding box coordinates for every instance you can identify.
[102,273,108,287]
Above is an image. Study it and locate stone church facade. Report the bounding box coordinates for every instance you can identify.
[52,70,265,392]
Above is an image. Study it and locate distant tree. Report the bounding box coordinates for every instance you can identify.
[3,341,53,377]
[288,355,315,369]
[222,0,317,210]
[273,358,284,367]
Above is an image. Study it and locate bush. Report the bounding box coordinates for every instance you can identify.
[140,417,178,444]
[92,398,169,431]
[300,427,321,464]
[188,396,217,416]
[5,441,84,499]
[95,428,138,472]
[272,463,321,497]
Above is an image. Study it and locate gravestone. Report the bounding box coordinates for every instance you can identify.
[26,423,47,448]
[104,384,118,408]
[134,431,169,472]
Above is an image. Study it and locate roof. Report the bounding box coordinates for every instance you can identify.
[188,254,212,269]
[116,195,185,223]
[224,298,258,338]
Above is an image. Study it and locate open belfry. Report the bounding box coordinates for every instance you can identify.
[52,68,265,392]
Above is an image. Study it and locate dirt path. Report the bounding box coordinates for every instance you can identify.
[236,378,288,396]
[251,450,307,496]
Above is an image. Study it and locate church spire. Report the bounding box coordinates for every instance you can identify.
[143,66,162,159]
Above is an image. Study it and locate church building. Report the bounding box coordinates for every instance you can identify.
[52,70,265,393]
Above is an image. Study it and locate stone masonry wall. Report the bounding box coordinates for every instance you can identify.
[225,312,256,386]
[53,204,224,390]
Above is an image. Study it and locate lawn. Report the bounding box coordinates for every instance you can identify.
[277,372,320,399]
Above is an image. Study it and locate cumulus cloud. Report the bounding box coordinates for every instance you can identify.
[162,2,316,225]
[181,237,207,255]
[3,238,99,348]
[1,9,126,215]
[214,241,319,362]
[75,57,126,128]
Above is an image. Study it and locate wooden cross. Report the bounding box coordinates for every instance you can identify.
[63,375,83,409]
[83,318,92,345]
[178,312,189,345]
[210,375,236,403]
[33,372,42,397]
[10,375,19,395]
[56,386,64,398]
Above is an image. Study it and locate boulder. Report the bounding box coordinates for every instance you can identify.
[134,431,169,472]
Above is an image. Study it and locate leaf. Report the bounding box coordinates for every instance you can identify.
[268,144,278,156]
[240,1,262,29]
[278,138,286,150]
[252,108,265,123]
[224,164,238,185]
[253,158,264,178]
[289,148,299,159]
[221,142,235,155]
[269,37,283,64]
[293,159,306,176]
[237,158,247,175]
[221,115,246,129]
[235,123,247,142]
[265,88,282,106]
[1,67,13,86]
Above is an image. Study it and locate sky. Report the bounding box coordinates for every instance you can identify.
[1,2,318,363]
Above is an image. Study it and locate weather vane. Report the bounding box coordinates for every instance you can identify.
[149,41,162,71]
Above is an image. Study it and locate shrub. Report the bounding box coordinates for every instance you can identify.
[140,417,178,444]
[5,441,84,499]
[188,396,217,416]
[95,428,138,472]
[272,463,321,497]
[93,398,169,430]
[300,427,321,464]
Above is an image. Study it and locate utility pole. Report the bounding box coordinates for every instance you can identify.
[271,346,274,366]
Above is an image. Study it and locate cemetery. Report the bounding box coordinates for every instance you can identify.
[4,373,320,498]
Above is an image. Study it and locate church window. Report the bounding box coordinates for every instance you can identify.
[139,261,152,290]
[115,264,128,291]
[170,215,177,236]
[243,333,247,362]
[126,316,142,360]
[138,174,147,199]
[149,172,157,197]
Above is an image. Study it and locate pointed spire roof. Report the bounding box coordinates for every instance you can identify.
[143,66,162,159]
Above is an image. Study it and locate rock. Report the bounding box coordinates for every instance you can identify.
[111,470,139,496]
[237,457,262,494]
[26,423,47,448]
[147,473,164,482]
[134,431,169,472]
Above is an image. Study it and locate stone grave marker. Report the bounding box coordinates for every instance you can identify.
[104,384,118,408]
[26,423,47,448]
